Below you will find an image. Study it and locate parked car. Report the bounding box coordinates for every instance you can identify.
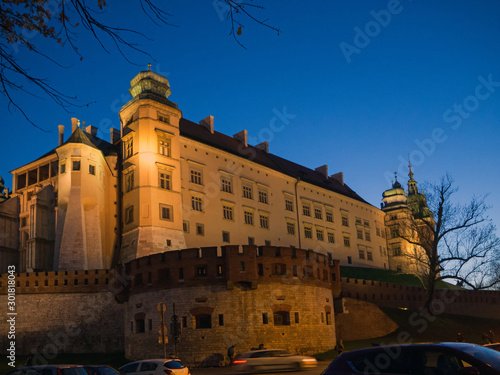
[232,349,318,372]
[320,342,500,375]
[84,365,123,375]
[485,343,500,352]
[6,365,88,375]
[119,359,190,375]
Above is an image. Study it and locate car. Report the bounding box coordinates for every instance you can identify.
[485,343,500,352]
[6,365,88,375]
[84,365,123,375]
[231,349,318,373]
[320,342,500,375]
[119,359,190,375]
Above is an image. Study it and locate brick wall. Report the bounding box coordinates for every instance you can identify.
[341,277,500,319]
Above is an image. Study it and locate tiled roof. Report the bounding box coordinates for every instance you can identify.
[179,118,369,205]
[11,128,117,173]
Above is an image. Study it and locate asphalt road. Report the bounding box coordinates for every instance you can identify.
[190,361,331,375]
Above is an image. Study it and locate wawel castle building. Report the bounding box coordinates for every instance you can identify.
[0,69,435,360]
[0,69,429,275]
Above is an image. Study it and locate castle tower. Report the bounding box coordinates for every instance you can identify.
[118,67,187,263]
[406,163,432,219]
[54,125,119,270]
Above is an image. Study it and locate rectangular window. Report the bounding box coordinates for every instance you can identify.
[263,313,268,325]
[126,172,134,192]
[265,240,271,246]
[258,190,268,204]
[244,211,254,225]
[217,265,223,276]
[159,171,171,190]
[240,261,245,271]
[364,220,370,227]
[287,222,295,235]
[89,164,95,175]
[376,227,381,236]
[272,263,286,275]
[125,206,134,224]
[159,204,173,221]
[393,245,402,256]
[221,177,232,193]
[248,237,255,245]
[73,160,81,171]
[357,229,363,240]
[260,215,269,229]
[124,138,133,158]
[365,231,371,241]
[158,137,171,157]
[367,251,373,261]
[304,226,313,239]
[293,265,297,277]
[327,232,335,243]
[285,198,294,212]
[158,113,169,123]
[343,236,351,247]
[243,185,253,199]
[190,169,203,185]
[183,220,189,233]
[326,210,333,222]
[359,249,365,259]
[191,196,203,211]
[60,163,66,174]
[219,314,224,326]
[179,267,184,280]
[391,227,399,238]
[295,312,299,324]
[342,214,349,227]
[303,265,314,278]
[223,205,233,220]
[196,223,204,236]
[303,204,311,216]
[258,263,264,276]
[347,256,352,264]
[316,228,324,241]
[222,231,230,243]
[196,265,207,277]
[314,207,322,219]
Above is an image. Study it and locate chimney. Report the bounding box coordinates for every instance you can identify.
[255,141,269,153]
[315,165,328,178]
[331,172,344,186]
[71,117,78,133]
[110,128,121,144]
[233,130,248,147]
[86,125,98,137]
[58,125,65,146]
[199,115,214,134]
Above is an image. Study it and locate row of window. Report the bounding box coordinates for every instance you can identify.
[132,310,331,333]
[60,160,96,175]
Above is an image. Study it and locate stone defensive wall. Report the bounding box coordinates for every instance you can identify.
[0,269,124,361]
[124,245,341,365]
[340,277,500,319]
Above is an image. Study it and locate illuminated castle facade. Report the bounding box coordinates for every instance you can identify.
[0,68,427,275]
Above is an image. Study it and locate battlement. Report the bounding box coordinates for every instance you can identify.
[0,269,117,294]
[340,276,500,319]
[126,245,341,295]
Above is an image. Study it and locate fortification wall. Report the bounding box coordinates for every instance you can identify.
[341,277,500,319]
[125,283,336,365]
[335,297,399,341]
[124,245,341,365]
[0,269,124,361]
